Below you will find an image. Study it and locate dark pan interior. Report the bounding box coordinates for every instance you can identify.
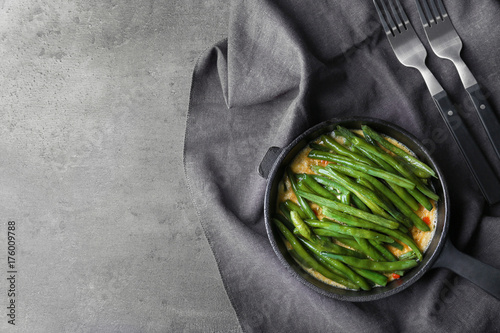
[264,117,450,302]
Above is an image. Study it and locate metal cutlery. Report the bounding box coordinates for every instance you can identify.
[373,0,500,204]
[415,0,500,163]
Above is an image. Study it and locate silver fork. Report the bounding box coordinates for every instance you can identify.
[415,0,500,163]
[373,0,500,204]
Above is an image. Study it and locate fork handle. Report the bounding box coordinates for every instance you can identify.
[466,83,500,162]
[432,91,500,204]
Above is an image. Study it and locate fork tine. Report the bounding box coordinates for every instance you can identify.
[394,0,411,27]
[428,0,443,22]
[380,0,400,34]
[420,0,436,25]
[387,0,405,31]
[415,0,430,27]
[435,0,448,19]
[373,0,394,36]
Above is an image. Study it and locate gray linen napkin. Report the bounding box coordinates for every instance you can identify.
[184,0,500,331]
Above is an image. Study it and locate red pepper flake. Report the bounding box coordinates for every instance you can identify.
[392,273,401,279]
[422,216,431,225]
[319,160,329,166]
[313,207,320,217]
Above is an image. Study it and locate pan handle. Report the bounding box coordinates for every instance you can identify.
[433,238,500,300]
[258,147,282,179]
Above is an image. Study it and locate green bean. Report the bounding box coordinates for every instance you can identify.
[320,135,375,166]
[352,171,429,231]
[322,167,395,220]
[273,219,360,289]
[378,153,439,203]
[398,224,410,234]
[320,208,392,234]
[287,168,317,220]
[321,253,419,271]
[324,207,408,236]
[400,165,439,202]
[408,164,434,179]
[313,228,385,260]
[310,252,349,278]
[336,126,408,172]
[274,212,294,232]
[355,237,387,261]
[311,174,349,195]
[361,131,379,146]
[387,183,420,212]
[296,190,400,229]
[339,192,351,205]
[369,240,397,262]
[279,202,291,220]
[351,267,388,286]
[387,240,405,251]
[355,142,433,209]
[399,251,417,260]
[283,200,306,219]
[290,211,313,241]
[312,235,367,259]
[325,164,412,226]
[323,186,341,197]
[351,194,370,212]
[314,230,375,258]
[297,174,338,201]
[287,246,316,269]
[355,177,413,229]
[336,126,439,202]
[309,142,331,152]
[318,183,350,204]
[320,207,423,261]
[313,228,353,239]
[389,230,423,261]
[362,125,436,178]
[386,154,438,205]
[304,219,394,243]
[312,173,361,207]
[352,146,421,211]
[326,166,396,215]
[308,150,416,190]
[352,140,390,165]
[299,238,371,290]
[357,177,375,191]
[407,187,434,211]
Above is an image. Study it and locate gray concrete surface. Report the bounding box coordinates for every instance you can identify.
[0,0,241,332]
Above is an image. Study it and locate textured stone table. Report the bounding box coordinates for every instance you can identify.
[0,1,241,331]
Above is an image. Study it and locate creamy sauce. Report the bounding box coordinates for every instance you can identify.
[276,131,437,288]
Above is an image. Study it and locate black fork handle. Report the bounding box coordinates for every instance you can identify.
[432,91,500,204]
[466,83,500,162]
